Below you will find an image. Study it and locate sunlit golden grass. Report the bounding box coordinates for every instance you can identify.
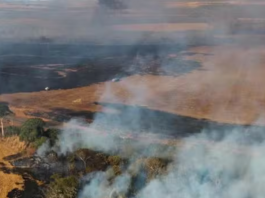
[0,137,26,198]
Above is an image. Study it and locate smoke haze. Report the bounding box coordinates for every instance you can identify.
[52,118,265,198]
[0,0,215,43]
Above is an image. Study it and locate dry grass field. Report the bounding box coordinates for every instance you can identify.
[0,137,26,198]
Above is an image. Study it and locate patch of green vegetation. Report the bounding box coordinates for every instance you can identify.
[20,118,45,143]
[45,128,59,146]
[33,136,48,149]
[5,126,21,137]
[0,103,13,117]
[15,118,60,149]
[45,174,79,198]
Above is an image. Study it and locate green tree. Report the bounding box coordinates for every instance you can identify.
[5,126,21,137]
[46,128,59,146]
[0,104,13,137]
[33,136,48,149]
[45,175,78,198]
[20,118,45,143]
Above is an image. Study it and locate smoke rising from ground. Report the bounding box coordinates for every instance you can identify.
[47,95,265,198]
[55,120,265,198]
[137,128,265,198]
[79,172,131,198]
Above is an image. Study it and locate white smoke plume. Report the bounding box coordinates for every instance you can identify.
[73,125,265,198]
[137,129,265,198]
[79,172,131,198]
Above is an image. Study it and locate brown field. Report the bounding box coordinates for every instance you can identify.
[1,44,265,126]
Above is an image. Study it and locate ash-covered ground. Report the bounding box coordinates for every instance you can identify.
[0,42,202,94]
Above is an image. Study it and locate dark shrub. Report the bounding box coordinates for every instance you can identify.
[20,118,45,143]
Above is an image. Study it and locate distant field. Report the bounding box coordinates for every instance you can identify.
[113,23,211,32]
[166,1,265,8]
[1,44,265,126]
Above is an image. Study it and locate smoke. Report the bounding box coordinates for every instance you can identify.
[50,92,265,198]
[66,123,265,198]
[137,129,265,198]
[53,117,175,159]
[54,119,122,155]
[79,172,131,198]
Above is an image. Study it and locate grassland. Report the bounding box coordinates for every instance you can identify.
[0,137,26,198]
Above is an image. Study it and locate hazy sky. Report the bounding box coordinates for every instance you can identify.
[0,0,195,42]
[1,0,265,42]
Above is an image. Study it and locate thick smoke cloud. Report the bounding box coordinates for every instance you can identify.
[50,118,265,198]
[137,130,265,198]
[57,122,265,198]
[79,172,131,198]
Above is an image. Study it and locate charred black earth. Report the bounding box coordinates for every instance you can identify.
[0,42,201,94]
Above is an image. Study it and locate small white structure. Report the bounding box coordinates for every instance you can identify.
[45,87,49,91]
[112,78,120,82]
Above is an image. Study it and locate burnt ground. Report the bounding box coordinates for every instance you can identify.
[24,102,265,145]
[1,154,68,198]
[0,43,202,94]
[2,166,43,198]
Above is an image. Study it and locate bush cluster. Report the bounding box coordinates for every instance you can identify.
[6,118,59,149]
